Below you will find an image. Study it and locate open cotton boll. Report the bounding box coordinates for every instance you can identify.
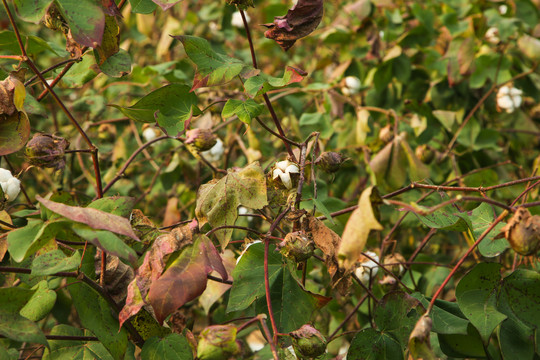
[0,168,20,202]
[485,27,500,44]
[201,138,224,162]
[497,85,523,113]
[231,11,249,28]
[342,76,361,96]
[355,251,379,284]
[272,160,299,189]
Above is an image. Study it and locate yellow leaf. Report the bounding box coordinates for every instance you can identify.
[12,77,26,112]
[338,186,383,270]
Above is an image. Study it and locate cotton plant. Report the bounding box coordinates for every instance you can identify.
[497,85,523,113]
[0,168,21,202]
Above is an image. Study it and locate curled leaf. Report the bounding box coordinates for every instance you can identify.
[338,186,383,271]
[263,0,324,51]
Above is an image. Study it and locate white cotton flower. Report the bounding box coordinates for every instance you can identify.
[355,251,379,284]
[342,76,361,96]
[499,4,508,15]
[272,160,299,189]
[485,27,500,44]
[497,85,523,113]
[201,138,224,162]
[231,11,249,28]
[0,168,20,202]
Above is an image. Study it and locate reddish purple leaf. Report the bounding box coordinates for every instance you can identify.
[148,235,227,323]
[263,0,324,51]
[36,195,139,241]
[119,224,196,326]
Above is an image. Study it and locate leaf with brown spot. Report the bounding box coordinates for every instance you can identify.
[263,0,324,51]
[36,195,140,241]
[147,235,227,324]
[196,162,268,248]
[338,186,383,271]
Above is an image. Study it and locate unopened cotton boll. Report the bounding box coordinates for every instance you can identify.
[201,138,224,162]
[497,85,523,113]
[0,168,21,202]
[231,11,249,28]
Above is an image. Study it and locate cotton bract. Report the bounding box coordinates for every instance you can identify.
[272,160,299,189]
[0,168,21,202]
[497,85,522,113]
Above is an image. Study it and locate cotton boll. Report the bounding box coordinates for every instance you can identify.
[497,85,523,113]
[232,11,249,28]
[0,168,20,202]
[201,138,224,162]
[354,251,379,284]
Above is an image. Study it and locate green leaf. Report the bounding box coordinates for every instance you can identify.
[43,324,115,359]
[254,264,329,333]
[311,198,335,225]
[87,197,136,218]
[195,162,268,248]
[348,328,404,360]
[14,0,53,23]
[55,0,105,47]
[414,202,470,232]
[227,242,283,312]
[221,99,264,125]
[129,0,156,13]
[99,49,131,78]
[0,310,48,346]
[31,250,82,275]
[0,287,35,313]
[20,281,57,322]
[437,324,486,358]
[68,280,129,360]
[0,111,30,156]
[243,66,304,97]
[140,334,193,360]
[469,203,508,257]
[374,291,424,348]
[173,35,248,90]
[455,263,506,343]
[72,225,138,265]
[60,54,98,87]
[501,268,540,329]
[498,318,535,360]
[37,195,140,242]
[111,83,199,136]
[299,112,333,139]
[7,219,67,263]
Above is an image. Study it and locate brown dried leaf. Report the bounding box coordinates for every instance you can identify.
[95,252,134,303]
[263,0,324,51]
[162,197,181,228]
[302,215,350,294]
